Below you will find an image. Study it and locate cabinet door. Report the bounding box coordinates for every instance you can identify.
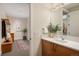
[42,40,79,56]
[54,43,70,56]
[54,43,79,56]
[69,49,79,56]
[42,40,54,56]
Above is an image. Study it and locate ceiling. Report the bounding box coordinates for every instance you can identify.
[1,3,79,18]
[64,3,79,12]
[0,3,29,19]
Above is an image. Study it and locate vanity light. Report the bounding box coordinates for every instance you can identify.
[50,3,64,11]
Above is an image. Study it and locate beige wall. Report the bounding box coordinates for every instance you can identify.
[68,10,79,36]
[0,5,7,54]
[0,19,1,42]
[30,3,63,56]
[9,17,28,40]
[30,3,50,56]
[0,5,7,43]
[0,4,30,41]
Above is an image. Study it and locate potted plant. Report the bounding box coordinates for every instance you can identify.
[22,28,27,40]
[47,23,61,37]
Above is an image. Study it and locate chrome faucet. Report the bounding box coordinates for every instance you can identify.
[62,36,64,40]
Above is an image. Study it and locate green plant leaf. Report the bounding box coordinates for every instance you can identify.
[47,23,61,33]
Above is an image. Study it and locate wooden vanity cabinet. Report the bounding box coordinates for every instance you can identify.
[42,39,79,56]
[54,43,71,56]
[69,49,79,56]
[54,43,79,56]
[42,40,56,56]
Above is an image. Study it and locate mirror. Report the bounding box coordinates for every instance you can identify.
[63,3,79,37]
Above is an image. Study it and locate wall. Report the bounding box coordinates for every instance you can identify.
[30,3,63,56]
[0,4,7,54]
[9,17,28,40]
[0,20,1,42]
[0,4,30,40]
[0,4,7,43]
[30,3,50,56]
[0,4,30,54]
[68,10,79,36]
[0,19,1,43]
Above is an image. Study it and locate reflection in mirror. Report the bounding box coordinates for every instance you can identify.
[63,4,79,37]
[63,10,69,35]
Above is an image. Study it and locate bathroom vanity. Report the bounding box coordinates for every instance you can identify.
[41,3,79,56]
[42,35,79,56]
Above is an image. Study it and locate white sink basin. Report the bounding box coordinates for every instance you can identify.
[55,39,67,43]
[55,37,68,43]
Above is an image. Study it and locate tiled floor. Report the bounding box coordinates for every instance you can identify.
[2,39,30,56]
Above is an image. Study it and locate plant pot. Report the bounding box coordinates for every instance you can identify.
[23,36,27,40]
[48,32,56,38]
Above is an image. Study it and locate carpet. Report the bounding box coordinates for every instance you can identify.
[16,40,29,50]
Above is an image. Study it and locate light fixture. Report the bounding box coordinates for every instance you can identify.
[49,3,64,23]
[50,3,64,11]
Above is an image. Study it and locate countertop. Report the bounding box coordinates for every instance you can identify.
[41,35,79,51]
